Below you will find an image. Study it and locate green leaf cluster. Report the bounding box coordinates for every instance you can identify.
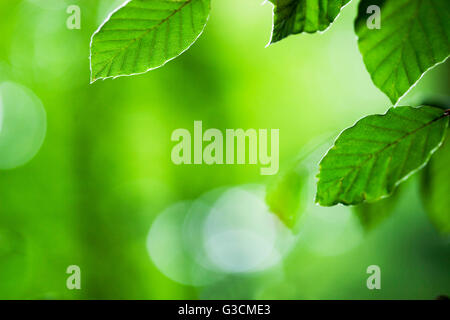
[89,0,450,234]
[90,0,450,101]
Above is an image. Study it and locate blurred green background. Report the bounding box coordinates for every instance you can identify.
[0,0,448,299]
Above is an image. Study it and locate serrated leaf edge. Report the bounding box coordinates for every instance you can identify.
[315,106,449,206]
[354,2,450,105]
[89,0,210,84]
[266,0,353,46]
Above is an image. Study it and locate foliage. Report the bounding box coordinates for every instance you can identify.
[266,165,307,229]
[352,186,401,231]
[316,106,448,206]
[355,0,450,104]
[269,0,350,43]
[89,0,450,233]
[90,0,210,82]
[421,133,450,234]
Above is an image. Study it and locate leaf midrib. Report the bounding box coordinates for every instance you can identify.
[320,110,447,189]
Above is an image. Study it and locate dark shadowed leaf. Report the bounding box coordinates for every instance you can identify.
[269,0,350,43]
[355,0,450,104]
[317,106,449,206]
[353,186,401,232]
[421,132,450,234]
[90,0,210,82]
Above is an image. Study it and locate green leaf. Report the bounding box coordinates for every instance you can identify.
[316,106,449,206]
[266,166,307,229]
[355,0,450,104]
[269,0,350,43]
[421,132,450,234]
[353,186,401,231]
[90,0,210,82]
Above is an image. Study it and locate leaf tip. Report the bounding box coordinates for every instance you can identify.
[89,75,100,84]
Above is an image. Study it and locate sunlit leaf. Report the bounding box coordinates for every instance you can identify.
[316,106,449,206]
[421,132,450,234]
[269,0,350,43]
[266,166,307,229]
[90,0,210,82]
[355,0,450,104]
